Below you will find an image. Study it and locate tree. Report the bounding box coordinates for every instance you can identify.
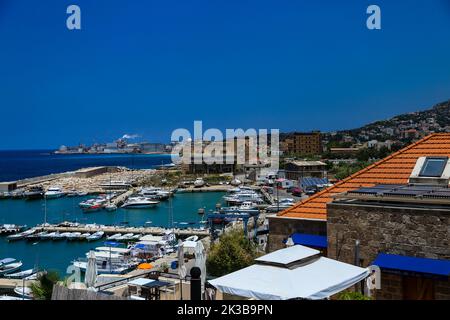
[336,291,372,300]
[30,270,60,300]
[206,229,260,277]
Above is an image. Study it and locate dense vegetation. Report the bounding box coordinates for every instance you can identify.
[206,229,260,277]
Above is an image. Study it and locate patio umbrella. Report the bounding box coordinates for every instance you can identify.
[137,263,153,270]
[84,250,97,288]
[177,240,187,299]
[194,241,206,294]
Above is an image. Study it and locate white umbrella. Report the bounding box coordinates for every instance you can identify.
[177,240,187,300]
[194,240,206,295]
[85,250,97,288]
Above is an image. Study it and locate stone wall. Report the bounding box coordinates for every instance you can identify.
[267,216,326,252]
[327,201,450,300]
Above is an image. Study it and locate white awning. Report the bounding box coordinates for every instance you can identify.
[209,246,369,300]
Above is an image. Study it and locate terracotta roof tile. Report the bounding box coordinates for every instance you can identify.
[277,133,450,220]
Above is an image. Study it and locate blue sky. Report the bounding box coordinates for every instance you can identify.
[1,0,450,149]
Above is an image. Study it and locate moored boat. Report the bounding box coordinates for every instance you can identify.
[121,197,159,209]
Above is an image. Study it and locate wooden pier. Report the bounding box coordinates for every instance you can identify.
[0,278,36,290]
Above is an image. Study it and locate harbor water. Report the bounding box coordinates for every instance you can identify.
[0,192,225,276]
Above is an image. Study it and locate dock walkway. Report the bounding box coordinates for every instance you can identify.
[40,225,209,237]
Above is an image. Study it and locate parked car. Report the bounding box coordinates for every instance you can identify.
[291,187,303,196]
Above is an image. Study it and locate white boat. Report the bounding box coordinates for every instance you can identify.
[40,232,57,240]
[230,178,242,186]
[116,233,134,241]
[72,260,133,275]
[0,258,23,275]
[59,232,72,239]
[66,232,82,241]
[80,233,91,239]
[194,178,205,188]
[52,232,65,240]
[140,187,171,200]
[6,228,36,241]
[14,286,33,299]
[86,231,104,241]
[0,295,30,300]
[4,269,36,279]
[44,187,65,199]
[106,233,122,240]
[184,235,198,242]
[121,197,159,209]
[104,203,117,212]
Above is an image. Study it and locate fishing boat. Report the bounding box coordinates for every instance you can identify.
[0,258,23,275]
[121,197,159,209]
[44,187,65,199]
[4,269,36,279]
[14,286,33,299]
[86,231,104,241]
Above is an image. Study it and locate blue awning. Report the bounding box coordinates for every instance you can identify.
[300,177,329,188]
[373,253,450,277]
[291,233,327,249]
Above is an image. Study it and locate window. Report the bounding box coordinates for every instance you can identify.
[419,157,448,177]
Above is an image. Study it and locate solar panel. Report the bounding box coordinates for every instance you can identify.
[348,184,450,200]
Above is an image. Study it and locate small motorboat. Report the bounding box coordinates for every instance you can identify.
[14,286,33,299]
[194,178,205,188]
[6,228,36,241]
[60,232,72,239]
[185,235,199,242]
[105,203,117,212]
[80,233,91,240]
[44,187,65,199]
[4,269,36,279]
[82,204,103,213]
[86,231,104,241]
[116,233,134,241]
[40,232,57,240]
[0,258,23,276]
[106,233,122,240]
[66,232,82,241]
[121,197,159,209]
[52,232,65,240]
[0,295,31,300]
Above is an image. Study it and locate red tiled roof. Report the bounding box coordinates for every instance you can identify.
[277,133,450,220]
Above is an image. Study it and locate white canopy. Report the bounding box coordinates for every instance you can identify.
[209,245,369,300]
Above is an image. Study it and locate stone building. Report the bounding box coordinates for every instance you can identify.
[284,160,327,180]
[268,133,450,299]
[327,186,450,300]
[281,132,322,155]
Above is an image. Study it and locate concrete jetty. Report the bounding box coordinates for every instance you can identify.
[39,225,209,237]
[0,278,36,290]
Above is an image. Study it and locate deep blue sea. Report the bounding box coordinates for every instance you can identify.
[0,150,174,182]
